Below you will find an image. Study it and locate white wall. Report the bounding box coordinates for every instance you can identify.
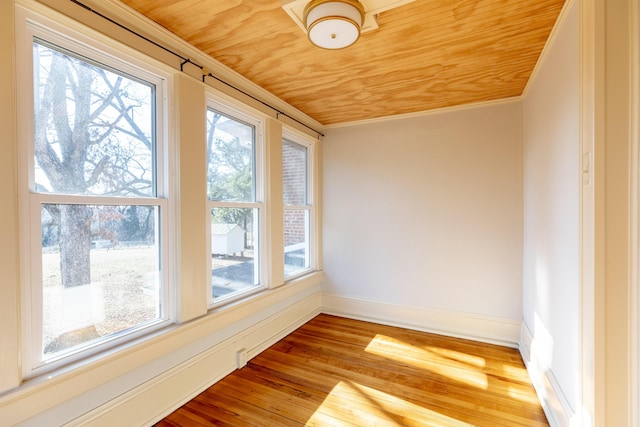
[322,102,524,344]
[521,1,580,424]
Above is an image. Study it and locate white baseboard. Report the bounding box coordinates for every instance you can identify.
[67,292,322,426]
[520,322,576,427]
[17,288,544,426]
[321,293,521,347]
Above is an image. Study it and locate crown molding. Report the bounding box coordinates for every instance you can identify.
[324,96,523,129]
[521,0,576,98]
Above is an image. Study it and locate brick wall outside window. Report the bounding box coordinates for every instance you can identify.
[283,139,306,247]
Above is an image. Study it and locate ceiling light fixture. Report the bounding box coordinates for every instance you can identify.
[303,0,365,49]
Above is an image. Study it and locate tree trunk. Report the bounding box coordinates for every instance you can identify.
[60,204,92,287]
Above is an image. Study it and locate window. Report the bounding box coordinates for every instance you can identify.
[22,33,171,373]
[206,101,264,304]
[283,135,313,278]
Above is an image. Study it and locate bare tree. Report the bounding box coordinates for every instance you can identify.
[34,43,154,287]
[206,111,253,230]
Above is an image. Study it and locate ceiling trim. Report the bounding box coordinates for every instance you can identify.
[521,0,577,99]
[323,96,524,130]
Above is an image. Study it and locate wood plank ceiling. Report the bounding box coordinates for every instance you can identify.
[118,0,566,126]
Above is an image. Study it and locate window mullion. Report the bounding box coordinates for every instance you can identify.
[208,201,263,209]
[284,205,311,210]
[30,193,163,206]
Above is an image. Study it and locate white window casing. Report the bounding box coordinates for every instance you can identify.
[17,4,175,377]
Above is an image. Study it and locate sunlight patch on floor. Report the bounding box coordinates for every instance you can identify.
[365,334,489,389]
[306,380,474,427]
[500,363,532,382]
[507,384,544,405]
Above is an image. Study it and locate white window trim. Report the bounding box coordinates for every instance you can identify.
[205,94,267,308]
[16,4,176,377]
[282,127,317,281]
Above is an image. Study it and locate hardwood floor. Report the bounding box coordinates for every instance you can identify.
[156,314,548,426]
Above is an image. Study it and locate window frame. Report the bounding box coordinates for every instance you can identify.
[205,94,267,307]
[282,128,316,281]
[17,11,175,377]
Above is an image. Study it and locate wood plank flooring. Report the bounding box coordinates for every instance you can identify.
[156,314,548,426]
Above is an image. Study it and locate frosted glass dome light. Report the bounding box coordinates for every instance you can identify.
[304,0,365,49]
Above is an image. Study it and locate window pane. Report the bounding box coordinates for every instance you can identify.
[41,204,161,358]
[206,110,255,202]
[282,139,307,206]
[211,207,260,300]
[284,209,310,277]
[33,41,156,197]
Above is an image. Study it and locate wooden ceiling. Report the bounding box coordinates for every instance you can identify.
[118,0,566,126]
